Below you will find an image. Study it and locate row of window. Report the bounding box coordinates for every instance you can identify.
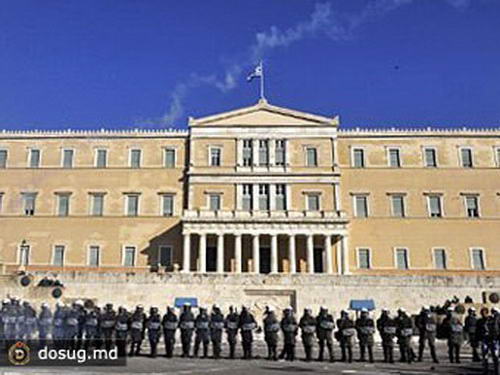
[17,244,174,268]
[0,148,178,169]
[353,193,483,218]
[0,192,176,217]
[351,146,500,168]
[357,247,488,271]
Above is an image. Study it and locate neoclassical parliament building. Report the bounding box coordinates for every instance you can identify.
[0,99,499,277]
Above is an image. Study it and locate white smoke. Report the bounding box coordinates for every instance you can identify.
[159,0,472,126]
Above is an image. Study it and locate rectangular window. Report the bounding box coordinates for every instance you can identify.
[258,140,269,166]
[164,148,176,168]
[275,184,286,210]
[0,150,7,168]
[352,148,365,168]
[159,245,173,267]
[275,140,286,166]
[242,140,253,166]
[424,148,437,167]
[126,195,139,216]
[388,148,401,168]
[57,194,71,217]
[95,149,107,168]
[161,194,174,216]
[210,147,221,166]
[19,245,30,266]
[465,195,479,218]
[307,193,320,211]
[461,148,473,168]
[496,147,500,167]
[53,245,65,267]
[209,194,221,211]
[88,246,100,267]
[90,194,105,216]
[471,249,485,270]
[358,248,371,269]
[123,246,136,267]
[242,184,253,211]
[396,248,409,270]
[354,195,368,218]
[22,193,37,216]
[306,147,318,167]
[391,195,406,217]
[428,195,443,218]
[258,184,269,210]
[130,149,141,168]
[434,248,447,270]
[62,149,74,168]
[29,149,41,168]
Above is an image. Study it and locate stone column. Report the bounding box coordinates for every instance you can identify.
[334,182,342,212]
[340,235,350,275]
[198,233,206,273]
[236,138,243,167]
[324,234,333,274]
[216,233,224,273]
[269,184,276,211]
[269,139,276,166]
[252,184,259,211]
[182,233,191,273]
[234,234,242,273]
[252,139,259,167]
[288,234,296,274]
[270,234,278,273]
[252,234,260,273]
[307,234,315,274]
[336,237,342,274]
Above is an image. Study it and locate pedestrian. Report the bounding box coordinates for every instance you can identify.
[299,307,317,362]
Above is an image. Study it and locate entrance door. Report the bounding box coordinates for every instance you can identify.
[314,247,324,273]
[206,246,217,272]
[260,247,271,274]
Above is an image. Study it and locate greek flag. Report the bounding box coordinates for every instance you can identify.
[247,62,263,82]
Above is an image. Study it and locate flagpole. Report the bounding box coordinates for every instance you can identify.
[260,60,265,100]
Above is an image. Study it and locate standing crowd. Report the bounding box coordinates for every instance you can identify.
[0,297,499,374]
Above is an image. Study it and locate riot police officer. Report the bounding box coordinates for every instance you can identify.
[337,310,355,363]
[129,305,146,356]
[316,306,335,362]
[37,303,52,349]
[194,306,210,358]
[476,307,499,375]
[416,306,439,363]
[239,306,257,360]
[23,301,37,344]
[210,304,225,359]
[115,306,129,357]
[299,307,317,362]
[0,299,8,351]
[147,307,162,358]
[396,308,414,364]
[179,303,195,358]
[377,308,396,363]
[281,306,298,361]
[65,301,81,349]
[263,306,280,361]
[101,303,116,351]
[13,298,24,342]
[464,307,480,362]
[225,306,239,359]
[83,306,100,351]
[355,308,375,363]
[3,299,17,351]
[75,300,87,350]
[162,306,178,358]
[444,308,464,363]
[52,301,66,349]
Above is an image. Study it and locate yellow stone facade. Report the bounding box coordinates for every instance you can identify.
[0,100,499,276]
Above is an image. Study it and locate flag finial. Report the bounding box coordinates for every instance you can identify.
[247,61,265,100]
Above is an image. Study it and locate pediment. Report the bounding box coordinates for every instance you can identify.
[189,99,338,127]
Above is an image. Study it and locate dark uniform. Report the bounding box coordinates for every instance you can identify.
[37,304,52,349]
[75,302,87,350]
[476,308,499,375]
[162,306,178,358]
[239,306,257,360]
[83,307,100,350]
[52,303,66,349]
[443,311,464,363]
[64,303,81,349]
[3,301,18,351]
[316,307,335,362]
[377,309,396,363]
[194,307,210,358]
[281,308,298,361]
[299,308,317,362]
[0,300,8,351]
[100,304,116,352]
[337,311,355,363]
[146,307,162,358]
[225,306,239,359]
[23,302,37,343]
[179,304,195,358]
[396,309,414,364]
[115,307,129,357]
[464,308,480,362]
[355,309,375,363]
[263,307,280,360]
[416,308,439,363]
[210,305,225,359]
[128,306,146,356]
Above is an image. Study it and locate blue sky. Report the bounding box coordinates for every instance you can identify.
[0,0,499,130]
